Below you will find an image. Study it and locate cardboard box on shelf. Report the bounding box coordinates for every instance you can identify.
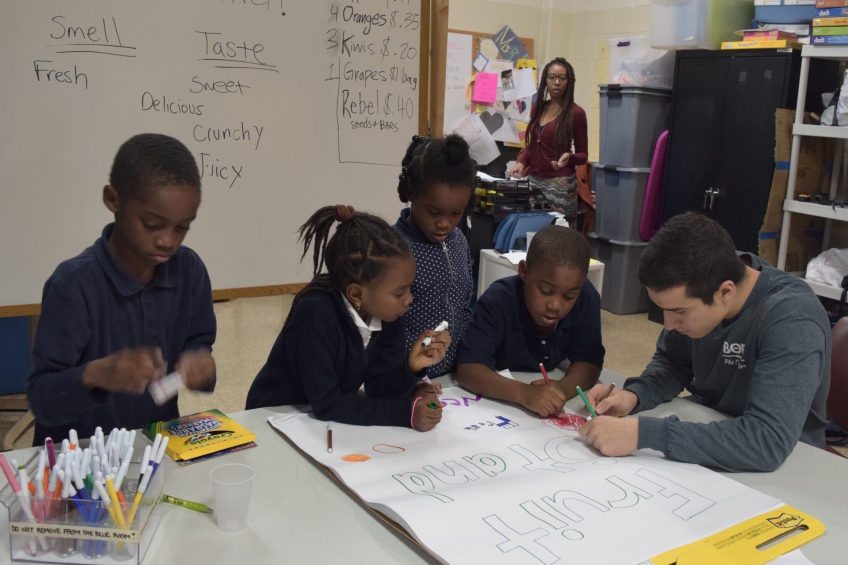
[774,109,834,197]
[759,109,830,270]
[760,214,825,271]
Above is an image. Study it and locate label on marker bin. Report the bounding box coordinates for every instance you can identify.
[9,523,139,542]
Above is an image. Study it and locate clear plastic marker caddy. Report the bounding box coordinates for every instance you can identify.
[0,448,164,564]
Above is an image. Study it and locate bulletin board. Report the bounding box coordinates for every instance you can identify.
[434,28,534,139]
[0,0,430,316]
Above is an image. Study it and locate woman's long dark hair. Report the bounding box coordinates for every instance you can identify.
[525,57,577,158]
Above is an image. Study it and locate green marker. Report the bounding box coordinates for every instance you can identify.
[428,401,440,409]
[163,494,213,514]
[575,386,598,418]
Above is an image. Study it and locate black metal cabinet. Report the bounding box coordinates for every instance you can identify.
[662,49,837,253]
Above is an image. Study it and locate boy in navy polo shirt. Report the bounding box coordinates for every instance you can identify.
[27,134,217,444]
[456,225,604,416]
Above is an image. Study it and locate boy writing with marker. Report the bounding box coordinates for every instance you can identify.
[27,134,217,445]
[579,213,830,472]
[456,225,604,416]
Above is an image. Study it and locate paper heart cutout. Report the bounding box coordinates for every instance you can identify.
[479,111,504,134]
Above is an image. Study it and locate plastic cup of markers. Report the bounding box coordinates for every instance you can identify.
[209,464,254,532]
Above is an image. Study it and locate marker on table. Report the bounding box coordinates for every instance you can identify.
[0,454,49,552]
[126,464,154,526]
[575,385,598,418]
[163,494,213,514]
[327,423,333,453]
[150,434,162,469]
[149,436,169,480]
[422,320,449,347]
[420,375,442,406]
[139,445,152,479]
[539,363,551,385]
[45,437,56,468]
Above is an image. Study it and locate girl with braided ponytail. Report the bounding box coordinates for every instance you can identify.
[508,58,587,220]
[393,134,476,377]
[246,205,449,431]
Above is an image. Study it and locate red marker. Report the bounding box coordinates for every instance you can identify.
[539,363,551,385]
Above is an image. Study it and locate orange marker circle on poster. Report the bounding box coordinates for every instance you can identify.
[341,454,371,462]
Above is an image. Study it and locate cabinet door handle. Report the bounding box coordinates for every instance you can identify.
[703,188,720,210]
[710,188,720,210]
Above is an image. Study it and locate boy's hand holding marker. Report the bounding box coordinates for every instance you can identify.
[82,346,167,395]
[411,394,442,432]
[522,364,566,417]
[583,382,638,417]
[578,383,640,457]
[408,322,451,374]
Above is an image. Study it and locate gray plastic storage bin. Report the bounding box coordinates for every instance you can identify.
[599,84,670,169]
[588,233,649,315]
[593,164,650,243]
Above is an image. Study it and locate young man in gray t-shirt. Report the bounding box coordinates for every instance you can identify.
[580,212,831,472]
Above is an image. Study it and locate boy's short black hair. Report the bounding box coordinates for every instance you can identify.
[525,225,590,275]
[637,212,746,305]
[109,134,200,201]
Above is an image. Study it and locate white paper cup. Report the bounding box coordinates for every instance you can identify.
[209,463,255,532]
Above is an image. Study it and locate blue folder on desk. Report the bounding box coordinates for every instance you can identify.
[492,212,555,252]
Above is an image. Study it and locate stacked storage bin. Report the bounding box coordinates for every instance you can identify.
[589,84,671,314]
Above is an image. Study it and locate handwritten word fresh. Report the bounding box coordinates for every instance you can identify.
[33,60,87,89]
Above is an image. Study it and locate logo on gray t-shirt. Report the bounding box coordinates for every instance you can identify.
[722,341,747,369]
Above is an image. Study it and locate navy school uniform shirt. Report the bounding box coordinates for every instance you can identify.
[456,275,604,372]
[245,289,422,426]
[393,208,474,376]
[27,223,217,445]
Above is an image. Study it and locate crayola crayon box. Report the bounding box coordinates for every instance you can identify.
[143,409,256,463]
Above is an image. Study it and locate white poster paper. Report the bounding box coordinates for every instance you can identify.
[444,33,474,135]
[270,388,782,565]
[503,68,537,102]
[481,108,520,144]
[453,114,500,166]
[507,98,532,123]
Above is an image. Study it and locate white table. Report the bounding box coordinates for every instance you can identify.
[1,370,846,564]
[478,249,605,300]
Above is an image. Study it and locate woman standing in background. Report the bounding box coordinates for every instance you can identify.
[509,57,588,221]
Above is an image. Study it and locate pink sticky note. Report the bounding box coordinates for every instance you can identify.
[472,72,498,105]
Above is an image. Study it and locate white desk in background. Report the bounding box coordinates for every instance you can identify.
[478,249,605,300]
[0,369,845,564]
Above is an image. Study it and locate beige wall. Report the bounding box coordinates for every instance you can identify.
[447,0,652,161]
[449,0,544,39]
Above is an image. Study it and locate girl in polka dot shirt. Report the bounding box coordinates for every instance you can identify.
[393,134,476,376]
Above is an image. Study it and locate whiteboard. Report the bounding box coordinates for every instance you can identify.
[0,0,422,307]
